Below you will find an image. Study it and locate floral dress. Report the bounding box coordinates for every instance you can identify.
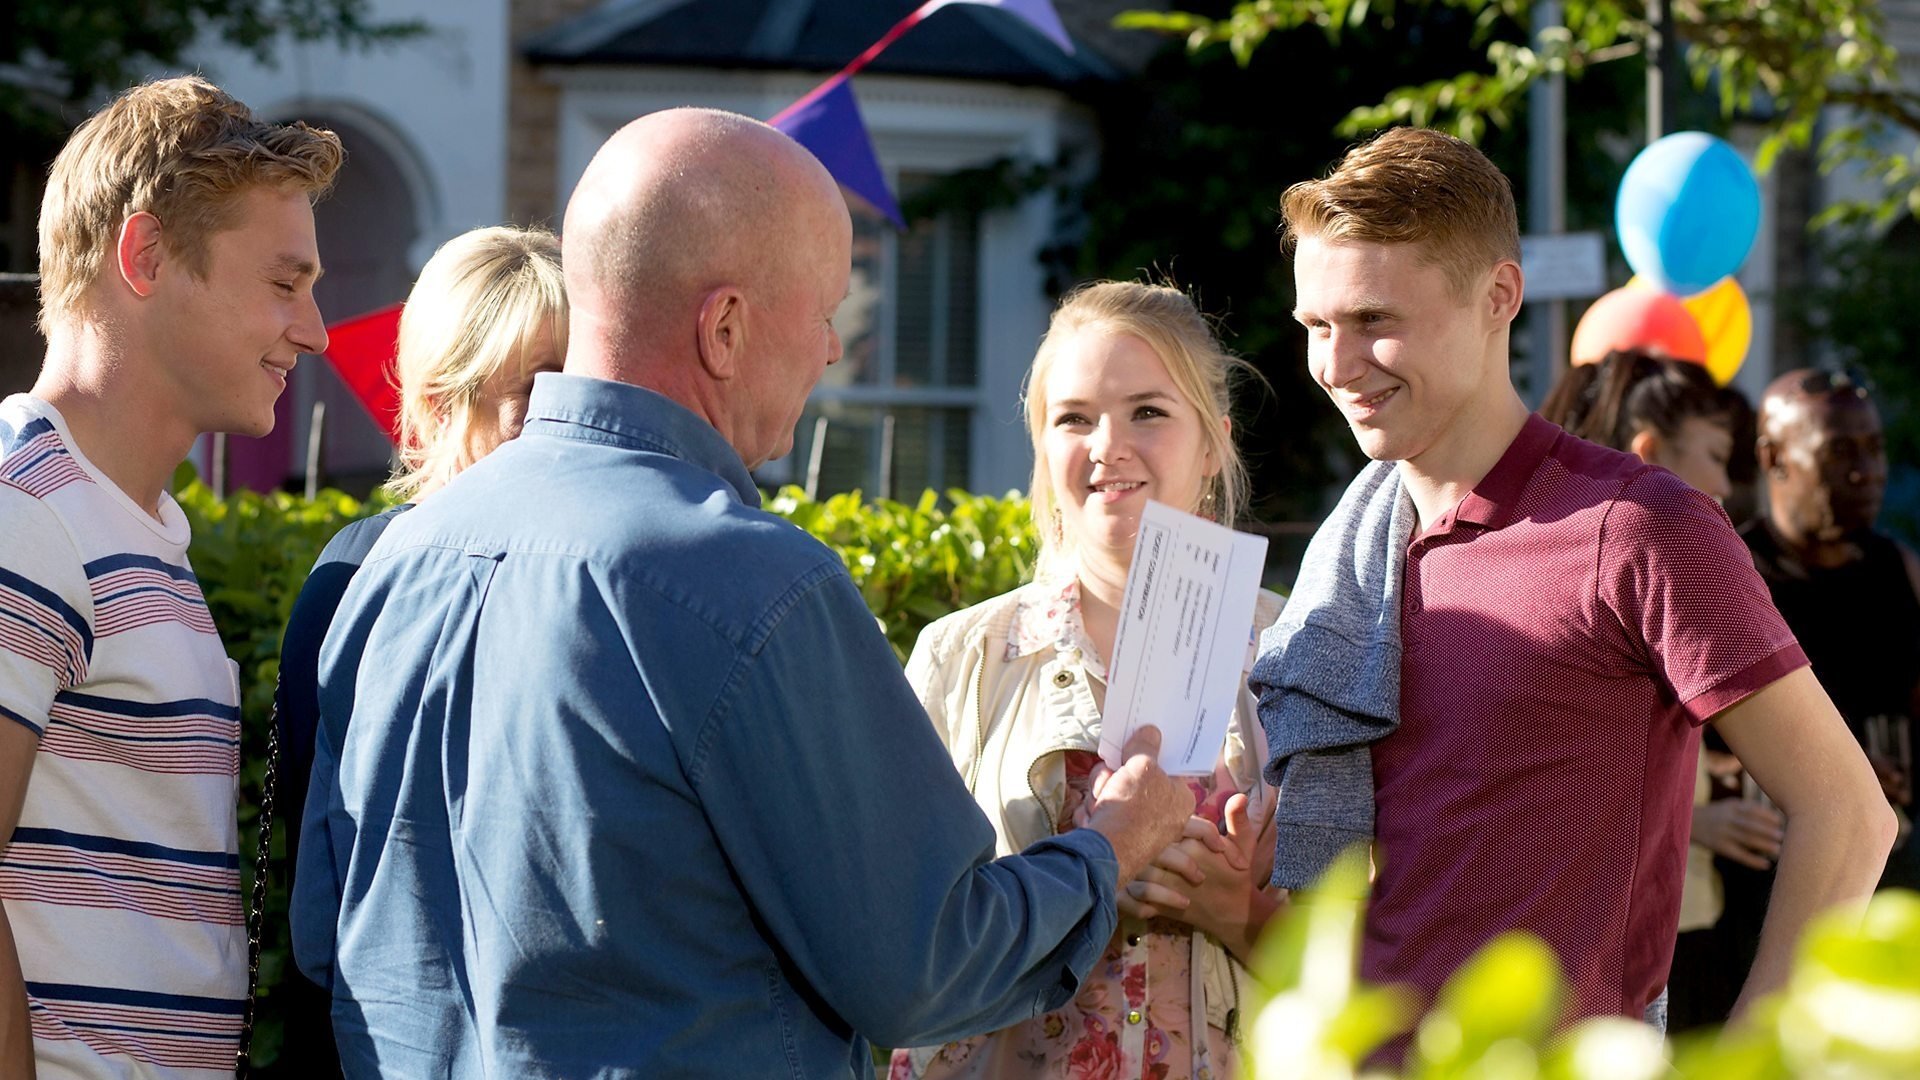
[889,580,1252,1080]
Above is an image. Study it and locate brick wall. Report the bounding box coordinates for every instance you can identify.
[505,0,605,227]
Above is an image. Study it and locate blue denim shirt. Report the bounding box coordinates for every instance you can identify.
[290,374,1118,1078]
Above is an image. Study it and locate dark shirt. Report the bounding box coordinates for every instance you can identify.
[277,503,411,878]
[273,503,408,1071]
[1738,520,1920,741]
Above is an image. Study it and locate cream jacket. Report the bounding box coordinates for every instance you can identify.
[903,578,1287,1035]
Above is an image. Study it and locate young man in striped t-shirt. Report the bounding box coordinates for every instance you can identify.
[0,77,340,1078]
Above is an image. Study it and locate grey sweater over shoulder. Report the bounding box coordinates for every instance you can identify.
[1250,459,1413,889]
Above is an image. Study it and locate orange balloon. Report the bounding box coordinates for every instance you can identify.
[1571,286,1707,366]
[1678,277,1751,386]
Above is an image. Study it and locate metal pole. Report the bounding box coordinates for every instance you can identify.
[1646,0,1682,140]
[804,415,829,501]
[304,401,326,501]
[877,412,896,502]
[211,433,227,500]
[1528,0,1569,402]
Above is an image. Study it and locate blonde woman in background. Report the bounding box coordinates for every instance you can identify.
[891,281,1285,1080]
[274,225,566,1067]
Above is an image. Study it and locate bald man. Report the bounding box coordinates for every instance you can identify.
[289,109,1195,1078]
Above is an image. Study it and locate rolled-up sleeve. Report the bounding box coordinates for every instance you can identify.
[684,562,1118,1049]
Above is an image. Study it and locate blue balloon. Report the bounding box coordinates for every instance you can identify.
[1614,132,1761,296]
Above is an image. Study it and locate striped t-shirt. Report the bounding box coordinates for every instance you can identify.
[0,394,245,1079]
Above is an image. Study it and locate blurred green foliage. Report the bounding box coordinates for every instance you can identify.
[1246,848,1920,1080]
[1123,0,1920,230]
[172,474,1036,1065]
[1785,221,1920,547]
[765,486,1036,662]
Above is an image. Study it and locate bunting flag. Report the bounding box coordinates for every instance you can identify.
[920,0,1075,55]
[321,303,404,445]
[768,0,1073,230]
[771,76,905,229]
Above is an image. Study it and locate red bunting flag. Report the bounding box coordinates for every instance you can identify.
[321,303,404,446]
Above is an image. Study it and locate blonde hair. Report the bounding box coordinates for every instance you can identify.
[387,226,568,502]
[1280,127,1520,295]
[1023,281,1259,580]
[37,75,343,334]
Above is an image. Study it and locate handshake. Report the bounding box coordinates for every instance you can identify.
[1077,726,1202,886]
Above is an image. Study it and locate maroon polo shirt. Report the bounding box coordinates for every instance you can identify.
[1362,414,1805,1023]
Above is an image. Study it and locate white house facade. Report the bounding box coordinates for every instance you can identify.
[184,0,1125,500]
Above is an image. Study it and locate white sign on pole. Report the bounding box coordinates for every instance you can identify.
[1520,231,1608,302]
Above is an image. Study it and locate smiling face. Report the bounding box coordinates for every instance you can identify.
[1041,329,1220,565]
[149,185,327,437]
[1292,236,1514,470]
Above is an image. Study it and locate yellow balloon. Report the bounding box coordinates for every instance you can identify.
[1679,277,1751,386]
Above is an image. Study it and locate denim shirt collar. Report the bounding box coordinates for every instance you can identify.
[521,372,761,508]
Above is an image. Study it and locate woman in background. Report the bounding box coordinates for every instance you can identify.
[1540,347,1746,503]
[1539,348,1783,1031]
[271,224,567,1063]
[891,281,1283,1080]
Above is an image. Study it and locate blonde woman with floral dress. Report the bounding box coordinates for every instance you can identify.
[890,282,1286,1080]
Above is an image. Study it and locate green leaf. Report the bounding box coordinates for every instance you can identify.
[1412,932,1565,1069]
[1113,10,1210,33]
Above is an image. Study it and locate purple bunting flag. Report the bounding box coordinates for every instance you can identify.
[770,75,904,229]
[919,0,1076,54]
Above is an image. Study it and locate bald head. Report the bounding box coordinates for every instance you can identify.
[1759,368,1877,444]
[1757,368,1886,542]
[561,107,848,366]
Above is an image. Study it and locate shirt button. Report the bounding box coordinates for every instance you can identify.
[1126,1009,1143,1025]
[1053,670,1074,688]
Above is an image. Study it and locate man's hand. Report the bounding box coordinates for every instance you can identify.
[1117,787,1286,963]
[1692,798,1786,870]
[1083,727,1197,887]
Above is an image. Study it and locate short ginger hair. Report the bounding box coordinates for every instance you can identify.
[1280,127,1520,295]
[37,75,344,334]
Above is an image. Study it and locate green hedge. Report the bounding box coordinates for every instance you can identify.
[172,475,1035,1068]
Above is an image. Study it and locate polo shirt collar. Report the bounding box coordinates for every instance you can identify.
[521,372,762,508]
[1453,413,1563,530]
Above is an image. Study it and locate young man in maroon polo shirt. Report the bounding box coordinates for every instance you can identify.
[1281,128,1894,1028]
